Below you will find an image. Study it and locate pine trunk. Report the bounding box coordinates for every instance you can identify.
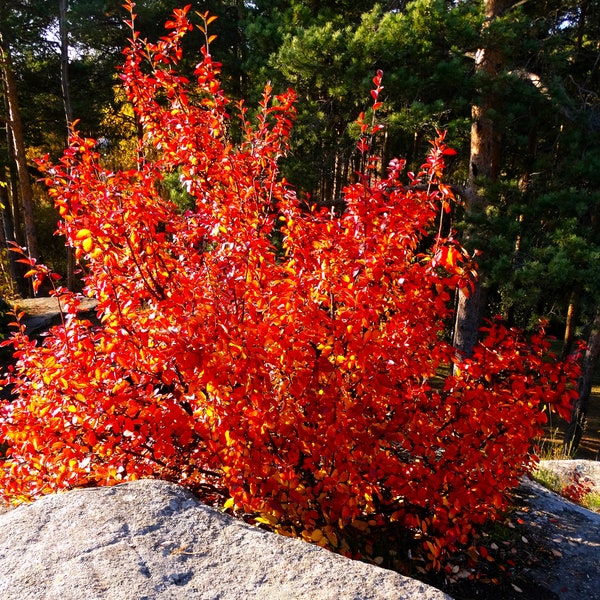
[564,307,600,456]
[0,170,28,297]
[0,35,40,266]
[59,0,76,291]
[453,0,511,358]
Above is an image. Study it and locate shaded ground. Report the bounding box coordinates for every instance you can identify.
[427,474,600,600]
[519,477,600,599]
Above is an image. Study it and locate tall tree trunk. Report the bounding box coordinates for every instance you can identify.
[1,39,31,297]
[59,0,73,127]
[564,307,600,456]
[0,34,40,267]
[58,0,73,128]
[453,0,511,358]
[0,177,17,296]
[0,170,28,297]
[454,280,488,358]
[59,0,76,291]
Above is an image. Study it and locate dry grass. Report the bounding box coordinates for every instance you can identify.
[538,384,600,460]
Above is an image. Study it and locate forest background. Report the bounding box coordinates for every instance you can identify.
[0,0,599,454]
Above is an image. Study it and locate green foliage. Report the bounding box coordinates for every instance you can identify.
[583,492,600,512]
[263,0,480,199]
[532,467,562,491]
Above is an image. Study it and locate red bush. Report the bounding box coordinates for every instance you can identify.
[0,4,579,569]
[562,469,594,504]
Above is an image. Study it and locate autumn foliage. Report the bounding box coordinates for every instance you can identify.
[0,3,579,570]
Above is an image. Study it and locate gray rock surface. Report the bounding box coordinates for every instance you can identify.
[0,479,452,600]
[516,477,600,599]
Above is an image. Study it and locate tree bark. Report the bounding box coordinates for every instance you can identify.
[0,171,28,298]
[0,36,32,297]
[59,0,76,291]
[564,307,600,456]
[453,0,511,358]
[59,0,73,127]
[0,33,40,267]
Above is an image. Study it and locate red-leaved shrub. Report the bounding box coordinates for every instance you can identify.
[0,3,579,570]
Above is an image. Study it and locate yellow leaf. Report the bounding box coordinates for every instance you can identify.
[255,514,277,525]
[310,529,323,542]
[76,228,92,239]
